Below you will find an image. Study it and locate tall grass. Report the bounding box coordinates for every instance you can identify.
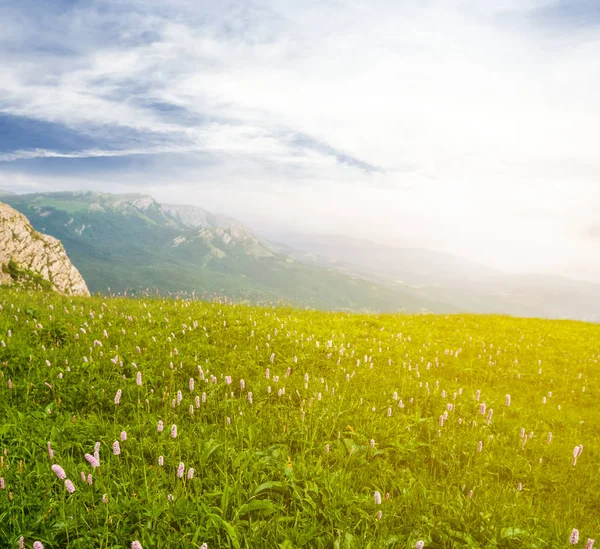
[0,288,598,548]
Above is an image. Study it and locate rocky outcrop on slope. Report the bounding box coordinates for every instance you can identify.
[0,202,90,296]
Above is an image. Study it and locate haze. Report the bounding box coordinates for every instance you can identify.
[1,0,599,282]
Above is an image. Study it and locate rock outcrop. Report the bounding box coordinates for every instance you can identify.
[0,202,90,296]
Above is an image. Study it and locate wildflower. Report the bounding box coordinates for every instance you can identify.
[158,420,164,433]
[102,493,108,503]
[81,471,86,482]
[479,403,487,415]
[586,539,595,549]
[415,542,425,549]
[240,379,245,391]
[517,483,522,492]
[19,536,24,549]
[113,441,121,455]
[374,491,382,504]
[114,389,122,405]
[370,439,375,449]
[84,454,100,468]
[177,390,182,404]
[177,462,185,478]
[158,455,164,466]
[200,544,208,549]
[505,394,511,406]
[189,378,195,391]
[477,441,483,453]
[52,464,66,480]
[325,444,330,454]
[168,494,174,501]
[187,468,195,480]
[195,395,200,408]
[0,478,4,489]
[121,431,127,441]
[34,542,44,549]
[376,510,382,520]
[132,541,143,549]
[570,529,580,545]
[171,424,177,438]
[136,371,142,386]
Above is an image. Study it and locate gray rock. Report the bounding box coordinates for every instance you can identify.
[0,201,90,296]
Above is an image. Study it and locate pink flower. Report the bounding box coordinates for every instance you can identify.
[416,542,425,549]
[113,441,121,455]
[171,424,177,438]
[131,541,143,549]
[375,510,382,520]
[158,420,164,432]
[34,542,44,549]
[84,453,100,468]
[187,468,195,480]
[87,474,93,486]
[47,442,53,459]
[189,378,195,391]
[505,394,511,407]
[52,464,66,480]
[586,539,595,549]
[65,479,76,493]
[0,477,4,489]
[374,491,382,504]
[136,371,142,386]
[571,529,580,545]
[121,431,127,441]
[477,441,483,453]
[102,493,108,503]
[19,536,24,549]
[177,462,185,478]
[114,389,122,405]
[158,455,164,466]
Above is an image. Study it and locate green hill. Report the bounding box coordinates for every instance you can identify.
[1,288,598,547]
[1,191,450,313]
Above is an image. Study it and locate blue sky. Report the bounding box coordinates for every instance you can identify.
[1,0,600,280]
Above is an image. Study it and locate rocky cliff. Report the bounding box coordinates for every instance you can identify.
[0,202,90,296]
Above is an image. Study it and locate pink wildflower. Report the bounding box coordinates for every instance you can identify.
[416,542,425,549]
[87,474,93,485]
[571,529,580,545]
[114,389,122,405]
[158,420,164,433]
[187,468,195,480]
[136,371,142,386]
[84,453,100,468]
[52,464,66,480]
[34,542,44,549]
[132,541,143,549]
[113,441,121,455]
[171,424,177,438]
[177,462,185,478]
[586,539,595,549]
[65,479,76,493]
[121,431,127,441]
[374,491,382,504]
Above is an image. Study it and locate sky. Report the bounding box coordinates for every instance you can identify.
[1,0,600,281]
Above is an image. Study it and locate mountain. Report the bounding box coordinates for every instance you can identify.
[265,232,600,321]
[0,191,450,312]
[0,201,89,296]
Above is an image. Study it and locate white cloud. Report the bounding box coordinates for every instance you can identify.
[1,0,600,279]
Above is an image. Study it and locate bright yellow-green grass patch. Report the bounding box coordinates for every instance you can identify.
[0,288,599,548]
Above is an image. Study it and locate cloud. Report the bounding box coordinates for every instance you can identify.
[1,0,600,279]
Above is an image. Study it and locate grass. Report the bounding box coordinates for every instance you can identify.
[0,287,599,548]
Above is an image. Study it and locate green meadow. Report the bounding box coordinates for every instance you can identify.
[0,288,598,548]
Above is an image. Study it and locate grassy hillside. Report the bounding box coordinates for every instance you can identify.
[2,192,451,313]
[0,289,599,548]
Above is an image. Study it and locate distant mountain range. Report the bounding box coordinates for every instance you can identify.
[2,190,599,320]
